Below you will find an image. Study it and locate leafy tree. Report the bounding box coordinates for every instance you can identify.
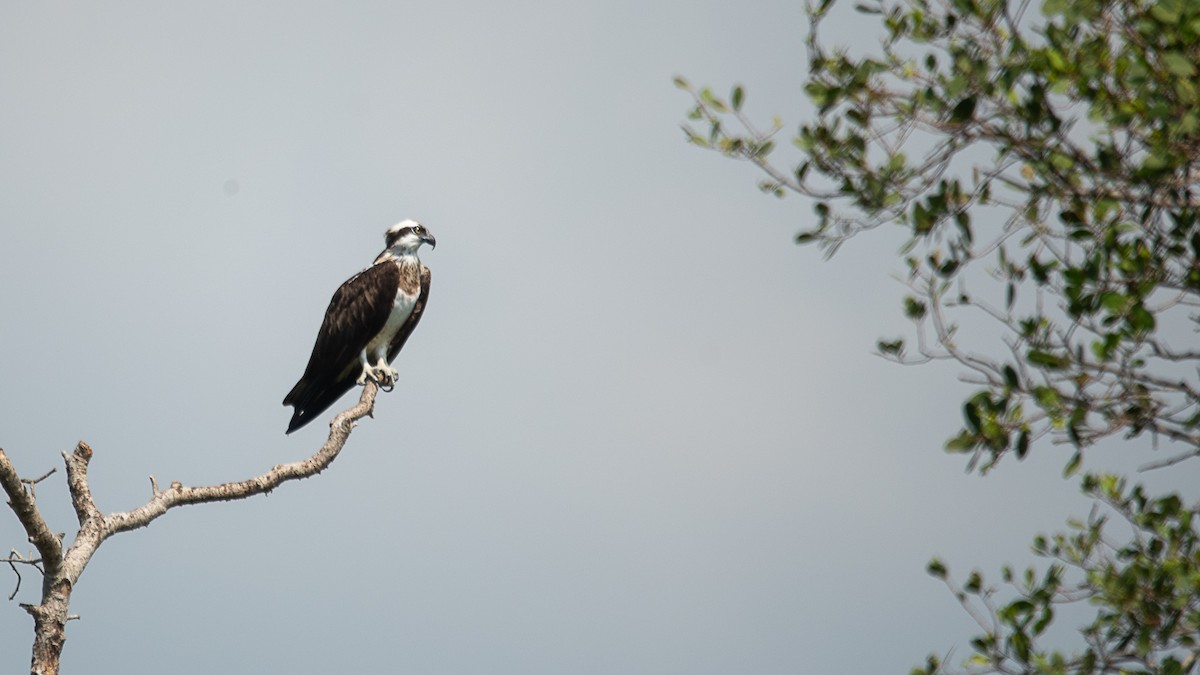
[680,0,1200,671]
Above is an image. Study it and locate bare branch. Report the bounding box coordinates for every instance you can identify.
[64,441,102,529]
[104,382,380,537]
[0,449,63,580]
[4,551,44,567]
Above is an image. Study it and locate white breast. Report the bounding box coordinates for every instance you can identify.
[365,287,419,361]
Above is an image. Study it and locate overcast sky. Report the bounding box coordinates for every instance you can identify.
[2,1,1197,673]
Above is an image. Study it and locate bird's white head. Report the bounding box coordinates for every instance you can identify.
[379,219,437,260]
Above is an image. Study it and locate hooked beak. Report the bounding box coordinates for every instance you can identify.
[422,232,437,250]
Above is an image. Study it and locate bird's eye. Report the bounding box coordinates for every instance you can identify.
[413,226,423,233]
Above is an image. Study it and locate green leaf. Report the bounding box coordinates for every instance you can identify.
[950,97,976,123]
[700,87,728,113]
[1027,350,1069,369]
[1128,304,1156,333]
[1091,333,1120,361]
[1003,365,1020,390]
[904,296,927,319]
[731,85,745,111]
[1151,3,1181,23]
[1015,430,1030,459]
[795,231,819,245]
[1033,386,1061,410]
[913,203,934,234]
[963,400,982,433]
[1063,451,1082,478]
[1163,52,1196,78]
[877,338,905,355]
[1162,658,1185,675]
[964,571,982,593]
[1099,291,1127,313]
[804,82,830,107]
[927,558,948,578]
[946,431,977,452]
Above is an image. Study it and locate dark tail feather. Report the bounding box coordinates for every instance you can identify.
[285,408,314,434]
[283,377,356,434]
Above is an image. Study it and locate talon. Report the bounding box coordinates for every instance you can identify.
[358,359,398,389]
[358,363,384,386]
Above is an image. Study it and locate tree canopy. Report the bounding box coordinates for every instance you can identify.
[681,0,1200,671]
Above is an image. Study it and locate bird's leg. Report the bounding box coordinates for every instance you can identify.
[356,351,373,386]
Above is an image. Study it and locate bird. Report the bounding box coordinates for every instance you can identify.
[283,220,436,433]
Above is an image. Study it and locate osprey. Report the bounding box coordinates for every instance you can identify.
[283,220,436,433]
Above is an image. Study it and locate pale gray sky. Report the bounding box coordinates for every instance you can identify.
[2,1,1192,673]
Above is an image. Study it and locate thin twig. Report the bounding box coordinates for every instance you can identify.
[20,468,56,501]
[6,561,18,601]
[1138,449,1200,472]
[4,551,43,601]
